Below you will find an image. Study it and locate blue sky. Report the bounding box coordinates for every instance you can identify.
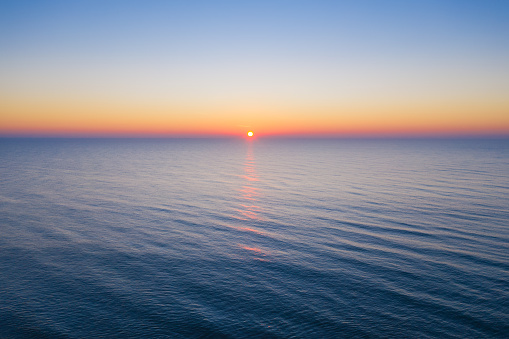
[1,1,508,136]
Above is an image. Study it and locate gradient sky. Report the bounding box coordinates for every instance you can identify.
[1,0,508,137]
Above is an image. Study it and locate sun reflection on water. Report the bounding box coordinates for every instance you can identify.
[233,143,270,261]
[236,145,261,221]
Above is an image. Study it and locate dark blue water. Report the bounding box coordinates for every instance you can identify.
[1,138,508,338]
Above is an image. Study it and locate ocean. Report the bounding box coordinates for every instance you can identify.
[0,138,508,338]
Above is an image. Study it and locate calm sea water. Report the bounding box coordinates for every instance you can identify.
[0,138,508,338]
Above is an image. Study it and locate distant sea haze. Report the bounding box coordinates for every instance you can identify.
[0,138,508,338]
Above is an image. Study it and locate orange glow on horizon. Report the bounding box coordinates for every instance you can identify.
[1,95,508,137]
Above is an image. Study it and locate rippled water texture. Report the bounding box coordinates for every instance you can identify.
[1,138,508,338]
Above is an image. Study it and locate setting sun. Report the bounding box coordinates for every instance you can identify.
[247,131,254,137]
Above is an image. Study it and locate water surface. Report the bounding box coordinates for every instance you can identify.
[1,138,508,337]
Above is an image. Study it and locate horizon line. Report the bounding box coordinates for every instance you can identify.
[1,133,509,140]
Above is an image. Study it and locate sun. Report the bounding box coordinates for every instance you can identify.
[247,131,254,137]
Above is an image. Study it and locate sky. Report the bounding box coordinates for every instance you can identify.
[1,0,508,137]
